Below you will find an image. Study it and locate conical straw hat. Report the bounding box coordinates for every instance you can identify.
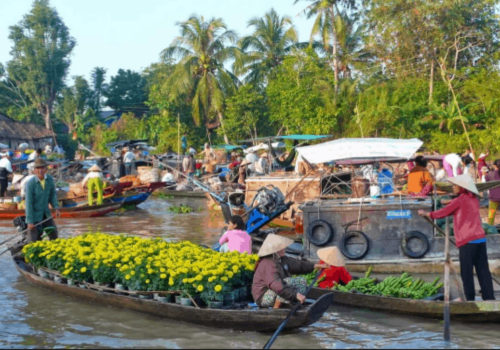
[317,247,345,267]
[258,234,294,257]
[447,174,479,195]
[89,165,102,172]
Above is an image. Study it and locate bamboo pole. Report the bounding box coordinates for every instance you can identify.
[444,216,451,342]
[177,113,181,177]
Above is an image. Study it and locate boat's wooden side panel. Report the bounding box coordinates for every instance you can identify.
[0,204,121,220]
[311,288,500,322]
[16,265,314,332]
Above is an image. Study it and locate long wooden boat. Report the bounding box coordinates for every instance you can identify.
[14,258,333,332]
[62,182,166,208]
[157,189,208,199]
[309,287,500,323]
[0,202,123,220]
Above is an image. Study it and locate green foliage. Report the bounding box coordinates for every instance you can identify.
[224,85,273,141]
[167,205,194,214]
[267,49,338,135]
[105,69,148,114]
[6,0,76,128]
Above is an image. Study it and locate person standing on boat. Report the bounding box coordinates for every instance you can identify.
[181,133,188,155]
[252,234,327,308]
[255,153,269,175]
[219,216,252,254]
[485,160,500,226]
[419,175,496,302]
[182,154,196,178]
[0,151,13,197]
[316,247,353,289]
[443,153,464,178]
[245,150,259,174]
[82,165,105,206]
[25,159,60,243]
[238,160,249,186]
[478,150,490,179]
[123,148,135,175]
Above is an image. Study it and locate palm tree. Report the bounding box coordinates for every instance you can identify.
[235,9,302,84]
[295,0,357,92]
[161,16,240,142]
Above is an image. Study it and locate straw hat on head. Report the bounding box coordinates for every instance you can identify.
[34,158,48,168]
[261,152,268,158]
[447,174,479,195]
[317,247,345,267]
[123,147,129,151]
[89,165,102,172]
[240,159,250,167]
[258,234,294,257]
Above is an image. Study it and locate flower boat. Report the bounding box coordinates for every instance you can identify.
[0,202,123,220]
[14,233,334,332]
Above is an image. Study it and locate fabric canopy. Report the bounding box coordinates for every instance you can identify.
[296,138,424,164]
[244,142,285,154]
[239,135,331,143]
[214,144,246,151]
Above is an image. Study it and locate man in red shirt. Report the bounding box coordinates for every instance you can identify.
[317,247,352,289]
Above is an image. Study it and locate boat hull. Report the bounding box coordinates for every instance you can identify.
[309,288,500,323]
[0,203,122,220]
[14,260,333,332]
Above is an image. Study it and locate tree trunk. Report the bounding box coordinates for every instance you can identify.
[332,5,339,96]
[44,109,52,130]
[429,58,435,105]
[218,111,230,145]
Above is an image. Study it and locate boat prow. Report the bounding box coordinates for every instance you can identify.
[14,258,333,332]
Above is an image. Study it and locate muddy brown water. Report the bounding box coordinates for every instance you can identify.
[0,198,499,349]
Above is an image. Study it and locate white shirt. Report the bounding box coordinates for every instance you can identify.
[436,169,447,182]
[124,151,135,163]
[444,154,463,177]
[245,153,259,172]
[162,173,175,182]
[28,152,37,171]
[0,157,13,173]
[20,175,35,198]
[255,158,268,174]
[82,172,105,187]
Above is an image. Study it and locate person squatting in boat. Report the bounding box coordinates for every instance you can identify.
[419,174,496,302]
[82,165,105,206]
[252,234,327,309]
[218,215,252,255]
[316,247,353,289]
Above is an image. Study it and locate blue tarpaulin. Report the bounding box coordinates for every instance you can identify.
[214,144,246,150]
[280,135,331,141]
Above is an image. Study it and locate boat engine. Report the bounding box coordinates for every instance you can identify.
[245,186,292,235]
[13,216,28,233]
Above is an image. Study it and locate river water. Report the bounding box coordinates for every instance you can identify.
[0,197,499,349]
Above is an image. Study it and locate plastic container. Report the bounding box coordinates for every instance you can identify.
[180,298,193,307]
[378,169,394,194]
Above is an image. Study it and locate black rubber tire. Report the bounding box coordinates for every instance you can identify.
[339,231,370,260]
[401,231,430,259]
[307,220,334,247]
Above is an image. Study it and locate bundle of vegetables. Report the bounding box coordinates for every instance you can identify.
[22,233,258,302]
[334,268,444,300]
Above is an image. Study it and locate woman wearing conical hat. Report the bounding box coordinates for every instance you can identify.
[82,165,106,206]
[252,234,327,309]
[419,174,496,302]
[316,247,353,289]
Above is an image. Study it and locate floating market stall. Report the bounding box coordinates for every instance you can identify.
[294,138,500,276]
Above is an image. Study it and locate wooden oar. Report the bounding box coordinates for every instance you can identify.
[263,270,323,349]
[0,217,55,257]
[444,217,451,342]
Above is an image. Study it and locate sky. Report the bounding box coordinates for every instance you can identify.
[0,0,315,84]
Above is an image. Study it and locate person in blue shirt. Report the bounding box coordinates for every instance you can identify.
[181,133,188,155]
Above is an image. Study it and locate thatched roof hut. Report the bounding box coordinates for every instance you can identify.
[0,112,56,150]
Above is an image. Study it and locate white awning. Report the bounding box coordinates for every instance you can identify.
[244,142,285,154]
[296,138,423,164]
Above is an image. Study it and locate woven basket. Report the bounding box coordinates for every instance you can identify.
[0,203,18,211]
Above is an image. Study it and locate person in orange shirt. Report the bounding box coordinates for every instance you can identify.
[407,156,434,197]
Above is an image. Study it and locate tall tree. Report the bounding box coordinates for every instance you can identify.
[235,9,301,84]
[161,16,240,143]
[104,69,148,115]
[295,0,357,92]
[6,0,76,129]
[88,67,107,115]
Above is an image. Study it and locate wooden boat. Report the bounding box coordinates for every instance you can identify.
[62,182,166,208]
[0,202,123,220]
[13,258,334,332]
[309,287,500,323]
[157,189,208,199]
